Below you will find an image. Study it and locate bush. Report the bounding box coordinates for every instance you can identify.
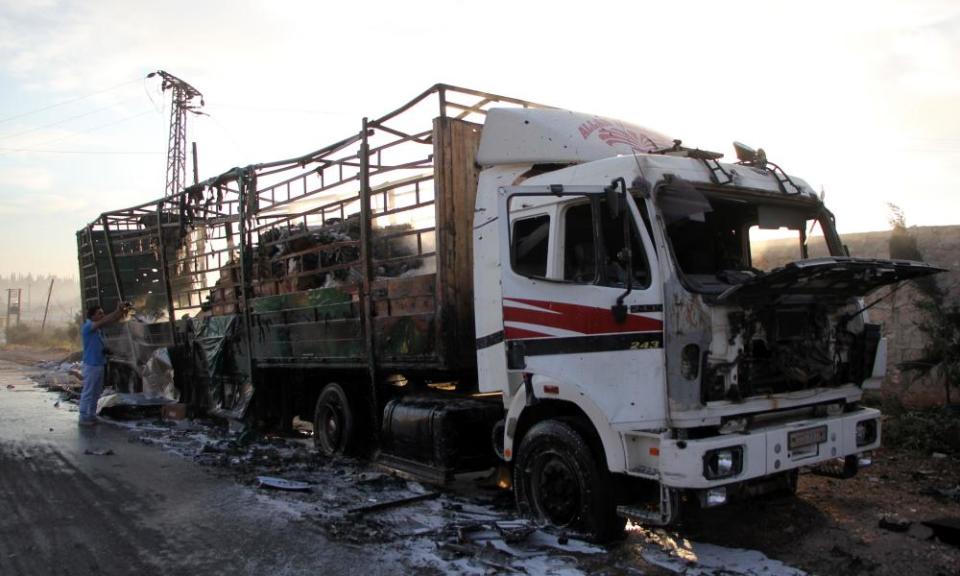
[882,401,960,455]
[3,321,80,350]
[888,204,959,405]
[4,324,36,345]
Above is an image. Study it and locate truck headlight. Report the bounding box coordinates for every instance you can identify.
[703,446,743,480]
[856,419,878,447]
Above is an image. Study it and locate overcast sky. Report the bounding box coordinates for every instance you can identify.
[1,0,958,277]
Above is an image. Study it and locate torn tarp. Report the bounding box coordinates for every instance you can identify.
[189,314,254,419]
[193,315,237,380]
[97,392,175,418]
[140,348,178,400]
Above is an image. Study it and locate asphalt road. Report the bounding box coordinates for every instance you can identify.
[0,360,403,576]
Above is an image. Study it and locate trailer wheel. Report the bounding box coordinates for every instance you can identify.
[313,383,355,456]
[514,420,624,542]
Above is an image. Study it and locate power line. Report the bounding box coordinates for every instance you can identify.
[0,147,163,155]
[205,103,344,116]
[0,109,158,157]
[0,77,141,126]
[0,95,142,142]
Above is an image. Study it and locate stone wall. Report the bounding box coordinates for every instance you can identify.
[753,225,960,407]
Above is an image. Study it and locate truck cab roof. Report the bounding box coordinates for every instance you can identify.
[476,107,674,166]
[478,107,819,202]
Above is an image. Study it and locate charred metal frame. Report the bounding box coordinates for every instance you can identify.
[77,84,549,408]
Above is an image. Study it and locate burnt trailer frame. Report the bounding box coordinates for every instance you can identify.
[77,84,549,424]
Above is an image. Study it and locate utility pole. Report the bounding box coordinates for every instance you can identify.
[192,141,199,185]
[6,288,21,329]
[41,278,55,333]
[148,70,205,197]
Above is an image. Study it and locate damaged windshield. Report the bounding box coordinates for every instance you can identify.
[657,183,838,293]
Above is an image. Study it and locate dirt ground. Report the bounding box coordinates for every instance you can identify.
[660,450,960,576]
[0,344,74,365]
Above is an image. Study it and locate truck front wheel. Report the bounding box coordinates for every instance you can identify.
[514,420,624,542]
[313,383,356,456]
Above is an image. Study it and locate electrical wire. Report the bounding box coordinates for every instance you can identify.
[0,110,158,157]
[0,147,162,155]
[143,76,165,116]
[0,78,141,126]
[0,94,143,142]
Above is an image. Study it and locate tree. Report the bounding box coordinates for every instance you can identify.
[890,204,959,405]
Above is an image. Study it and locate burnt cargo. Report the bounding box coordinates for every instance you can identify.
[75,85,529,416]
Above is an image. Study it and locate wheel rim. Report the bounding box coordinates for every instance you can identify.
[316,401,344,454]
[531,451,581,527]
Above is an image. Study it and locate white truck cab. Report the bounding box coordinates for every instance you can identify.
[472,107,937,536]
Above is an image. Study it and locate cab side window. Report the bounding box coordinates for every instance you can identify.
[512,215,550,278]
[600,204,651,289]
[564,204,597,282]
[563,200,651,288]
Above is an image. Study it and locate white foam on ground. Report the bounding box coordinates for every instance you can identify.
[637,527,806,576]
[30,365,807,576]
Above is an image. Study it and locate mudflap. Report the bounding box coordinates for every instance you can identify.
[809,454,859,479]
[617,484,680,527]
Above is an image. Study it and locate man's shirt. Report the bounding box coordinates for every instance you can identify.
[81,319,106,366]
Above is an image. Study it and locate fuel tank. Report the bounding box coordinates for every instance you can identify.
[380,395,503,478]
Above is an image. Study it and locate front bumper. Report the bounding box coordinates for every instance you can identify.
[657,407,881,489]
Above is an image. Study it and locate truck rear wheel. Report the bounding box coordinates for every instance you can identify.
[313,383,356,456]
[514,420,624,542]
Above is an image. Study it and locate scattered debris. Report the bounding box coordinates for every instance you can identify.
[237,428,258,446]
[879,515,911,533]
[828,544,879,574]
[161,403,188,421]
[922,518,960,547]
[83,448,115,456]
[256,476,312,492]
[21,360,960,575]
[907,522,935,541]
[28,362,82,400]
[919,484,960,503]
[347,491,440,515]
[494,519,537,544]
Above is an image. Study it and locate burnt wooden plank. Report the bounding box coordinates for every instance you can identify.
[374,314,437,359]
[433,118,482,371]
[373,295,436,318]
[371,274,436,299]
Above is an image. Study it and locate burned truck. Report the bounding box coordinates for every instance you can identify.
[77,84,940,540]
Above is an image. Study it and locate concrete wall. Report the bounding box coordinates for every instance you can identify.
[753,225,960,407]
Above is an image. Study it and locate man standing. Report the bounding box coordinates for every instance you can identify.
[80,303,130,426]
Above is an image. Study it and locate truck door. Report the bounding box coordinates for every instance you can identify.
[498,185,666,427]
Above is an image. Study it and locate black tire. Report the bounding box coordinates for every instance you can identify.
[313,383,356,456]
[514,420,625,542]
